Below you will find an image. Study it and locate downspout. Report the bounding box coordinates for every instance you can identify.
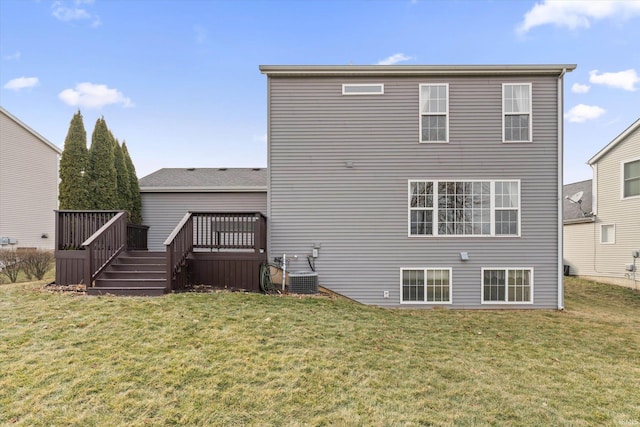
[557,68,567,310]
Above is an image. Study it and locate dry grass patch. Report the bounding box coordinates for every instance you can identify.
[1,277,639,426]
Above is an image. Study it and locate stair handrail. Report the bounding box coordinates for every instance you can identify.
[164,212,194,291]
[80,211,128,287]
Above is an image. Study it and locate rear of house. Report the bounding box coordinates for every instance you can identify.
[261,64,575,309]
[0,107,61,250]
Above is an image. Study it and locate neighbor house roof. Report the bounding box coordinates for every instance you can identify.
[563,179,594,224]
[0,106,62,154]
[260,64,577,77]
[139,168,267,192]
[588,117,640,165]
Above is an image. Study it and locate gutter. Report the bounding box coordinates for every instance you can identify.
[557,67,567,310]
[139,186,268,193]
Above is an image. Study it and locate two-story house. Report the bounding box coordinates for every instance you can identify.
[260,64,576,309]
[564,118,640,288]
[1,107,61,250]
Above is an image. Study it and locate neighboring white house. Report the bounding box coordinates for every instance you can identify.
[0,107,62,250]
[564,118,640,288]
[139,168,267,251]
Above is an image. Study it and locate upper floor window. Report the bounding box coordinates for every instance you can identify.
[342,84,384,95]
[503,83,532,142]
[623,159,640,198]
[419,84,448,143]
[408,180,520,237]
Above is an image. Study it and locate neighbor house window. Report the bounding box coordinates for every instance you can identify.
[482,268,533,303]
[503,83,532,142]
[622,159,640,198]
[401,268,452,303]
[408,180,520,237]
[419,84,448,142]
[342,84,384,95]
[600,224,615,244]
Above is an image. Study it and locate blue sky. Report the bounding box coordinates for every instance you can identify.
[1,0,639,183]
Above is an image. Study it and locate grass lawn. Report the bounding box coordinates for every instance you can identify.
[1,277,639,426]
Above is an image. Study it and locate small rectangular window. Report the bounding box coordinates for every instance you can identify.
[503,83,532,142]
[401,268,452,304]
[419,84,449,142]
[622,159,640,198]
[600,224,615,244]
[482,268,533,303]
[342,84,384,95]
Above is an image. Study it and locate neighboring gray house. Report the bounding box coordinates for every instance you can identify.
[139,168,267,251]
[260,64,576,309]
[564,118,640,288]
[0,107,61,250]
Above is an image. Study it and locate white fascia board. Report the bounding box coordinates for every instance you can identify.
[139,186,268,193]
[588,118,640,165]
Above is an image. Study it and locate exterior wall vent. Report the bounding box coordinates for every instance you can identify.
[342,84,384,95]
[289,271,318,294]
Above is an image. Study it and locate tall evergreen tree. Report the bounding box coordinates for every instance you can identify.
[87,118,118,209]
[113,138,132,216]
[59,111,89,209]
[122,142,143,224]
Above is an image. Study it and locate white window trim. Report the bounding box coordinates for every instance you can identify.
[620,157,640,200]
[600,223,616,244]
[480,267,534,305]
[502,83,533,143]
[407,179,521,238]
[342,83,384,95]
[400,267,453,305]
[419,83,449,143]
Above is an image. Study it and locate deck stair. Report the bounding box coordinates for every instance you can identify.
[88,251,167,296]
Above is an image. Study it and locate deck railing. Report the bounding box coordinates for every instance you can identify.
[164,212,194,291]
[81,211,128,286]
[192,212,267,252]
[127,223,149,251]
[56,210,120,250]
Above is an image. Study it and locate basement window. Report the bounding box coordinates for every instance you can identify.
[400,268,452,304]
[342,84,384,95]
[482,268,533,304]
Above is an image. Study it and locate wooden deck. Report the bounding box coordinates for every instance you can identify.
[55,210,267,295]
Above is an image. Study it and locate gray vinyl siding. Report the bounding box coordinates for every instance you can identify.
[0,111,59,250]
[592,126,640,282]
[267,75,561,308]
[141,192,267,251]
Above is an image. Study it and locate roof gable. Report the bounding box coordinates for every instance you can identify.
[0,106,62,155]
[588,118,640,165]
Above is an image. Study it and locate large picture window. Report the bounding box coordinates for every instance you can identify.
[482,268,533,303]
[401,268,452,303]
[419,84,448,142]
[408,180,520,237]
[503,83,532,142]
[623,159,640,198]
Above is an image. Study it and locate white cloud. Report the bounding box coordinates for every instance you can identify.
[517,0,640,34]
[566,104,606,123]
[589,69,639,91]
[377,53,412,65]
[58,82,133,108]
[253,134,267,143]
[3,77,39,91]
[3,51,21,61]
[52,1,101,26]
[571,83,590,93]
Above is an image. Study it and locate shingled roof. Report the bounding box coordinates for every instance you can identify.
[563,179,593,224]
[139,168,267,192]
